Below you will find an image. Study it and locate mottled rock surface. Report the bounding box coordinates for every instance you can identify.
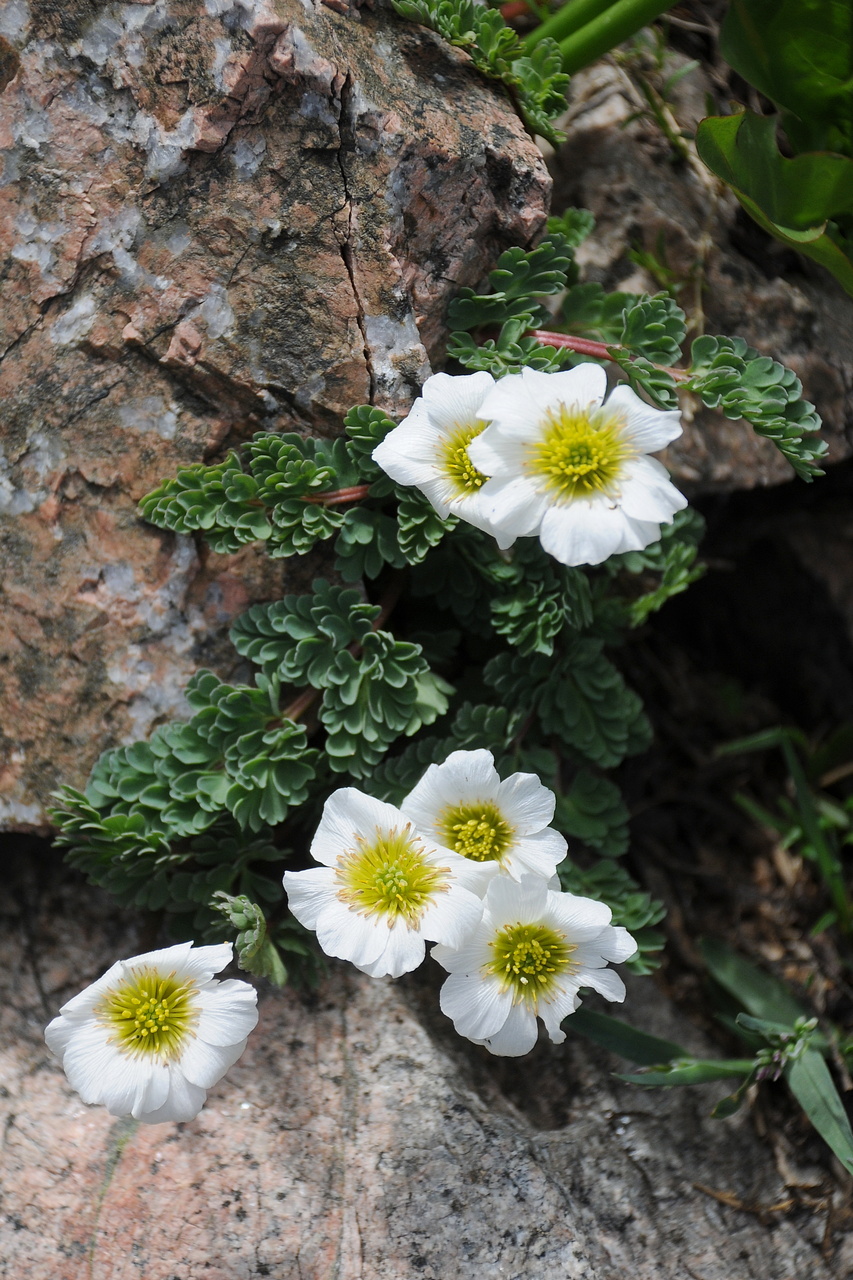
[551,61,853,491]
[0,0,549,828]
[2,854,843,1280]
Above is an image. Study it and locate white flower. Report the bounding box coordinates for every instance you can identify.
[44,942,259,1124]
[283,787,484,979]
[371,370,506,537]
[401,748,567,895]
[467,363,687,566]
[433,874,637,1056]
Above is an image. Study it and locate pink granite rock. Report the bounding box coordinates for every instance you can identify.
[0,0,550,828]
[1,859,839,1280]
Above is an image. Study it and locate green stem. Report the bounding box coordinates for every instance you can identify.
[559,0,676,76]
[523,0,624,52]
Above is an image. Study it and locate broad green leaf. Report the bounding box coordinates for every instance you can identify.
[699,939,807,1025]
[785,1050,853,1175]
[720,0,853,154]
[696,113,853,231]
[696,112,853,298]
[570,1009,684,1064]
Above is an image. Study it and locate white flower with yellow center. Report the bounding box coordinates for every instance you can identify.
[44,942,259,1123]
[433,875,637,1056]
[467,363,687,566]
[371,370,505,536]
[283,788,484,978]
[401,748,567,895]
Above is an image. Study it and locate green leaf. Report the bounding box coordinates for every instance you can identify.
[785,1049,853,1175]
[697,112,853,232]
[619,1060,756,1087]
[696,112,853,299]
[618,294,686,366]
[554,770,630,857]
[570,1008,685,1065]
[699,938,808,1025]
[719,0,853,154]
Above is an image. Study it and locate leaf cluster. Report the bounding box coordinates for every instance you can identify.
[686,335,826,480]
[231,579,452,777]
[391,0,570,144]
[140,408,458,576]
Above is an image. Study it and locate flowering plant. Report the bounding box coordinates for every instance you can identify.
[48,207,829,1118]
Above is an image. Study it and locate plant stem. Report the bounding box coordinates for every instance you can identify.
[523,0,626,51]
[303,484,371,507]
[559,0,676,76]
[528,328,691,380]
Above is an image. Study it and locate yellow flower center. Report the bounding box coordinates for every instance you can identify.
[98,969,197,1058]
[528,405,632,500]
[335,827,448,925]
[438,801,514,863]
[486,922,575,1002]
[441,421,490,495]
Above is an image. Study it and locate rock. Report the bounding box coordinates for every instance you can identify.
[2,852,839,1280]
[549,62,853,492]
[0,0,550,828]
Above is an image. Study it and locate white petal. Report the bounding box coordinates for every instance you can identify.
[418,884,484,947]
[402,749,499,826]
[314,899,389,967]
[483,873,550,926]
[618,457,687,522]
[165,943,235,984]
[421,370,495,431]
[44,1014,76,1060]
[179,1034,249,1089]
[605,383,682,451]
[577,965,626,1003]
[614,514,664,553]
[476,374,545,435]
[439,972,513,1040]
[538,983,581,1042]
[194,979,259,1047]
[522,362,607,414]
[138,1066,207,1124]
[57,959,129,1018]
[596,924,639,964]
[481,1002,539,1056]
[311,789,412,865]
[63,1021,158,1117]
[283,866,337,930]
[431,920,494,974]
[355,923,425,978]
[495,771,556,831]
[545,890,612,938]
[539,499,626,567]
[502,829,567,880]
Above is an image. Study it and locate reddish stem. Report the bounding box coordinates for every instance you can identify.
[303,484,372,507]
[528,330,691,383]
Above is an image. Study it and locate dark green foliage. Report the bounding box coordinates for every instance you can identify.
[62,671,318,840]
[447,323,570,377]
[560,283,638,342]
[687,335,826,480]
[447,234,575,333]
[490,545,594,656]
[390,0,569,144]
[485,641,652,769]
[140,434,358,558]
[231,579,453,777]
[343,404,398,483]
[555,770,630,858]
[618,294,686,365]
[607,509,706,626]
[556,857,665,973]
